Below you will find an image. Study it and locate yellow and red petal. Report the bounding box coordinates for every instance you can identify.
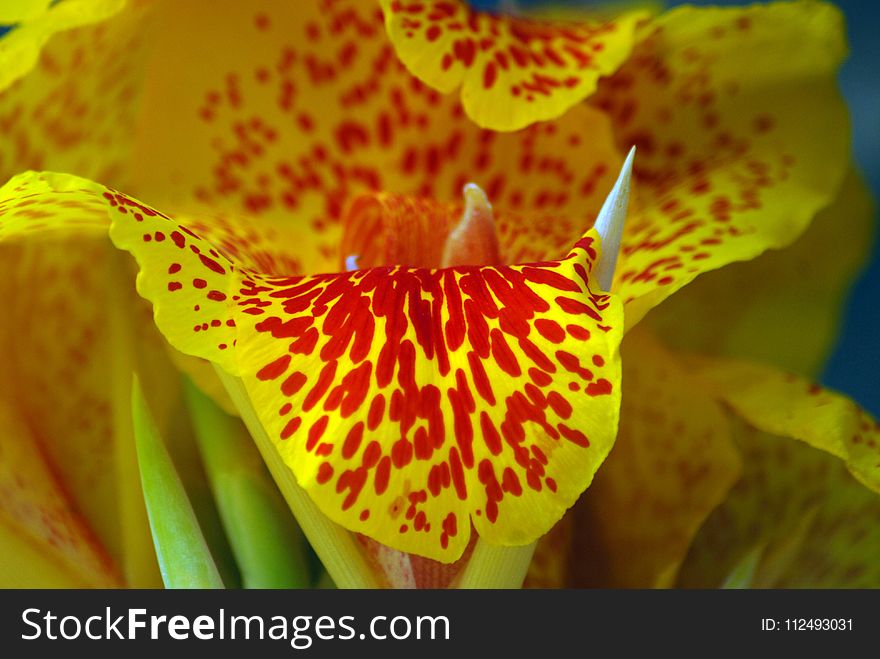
[0,170,109,240]
[0,0,125,90]
[643,168,875,377]
[595,2,851,325]
[237,255,621,560]
[570,328,740,587]
[678,421,832,588]
[106,189,243,375]
[1,0,621,252]
[686,356,880,494]
[379,0,645,131]
[121,1,623,264]
[0,0,152,188]
[64,172,623,562]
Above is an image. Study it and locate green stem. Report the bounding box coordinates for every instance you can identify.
[215,366,382,588]
[185,379,312,588]
[453,540,536,589]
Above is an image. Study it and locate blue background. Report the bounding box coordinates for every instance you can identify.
[475,0,879,415]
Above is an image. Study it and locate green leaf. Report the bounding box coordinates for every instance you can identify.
[721,546,762,589]
[184,379,311,588]
[132,376,224,589]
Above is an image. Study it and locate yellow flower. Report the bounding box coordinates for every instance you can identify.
[0,0,875,588]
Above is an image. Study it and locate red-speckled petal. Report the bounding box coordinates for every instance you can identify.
[686,356,880,495]
[0,173,207,587]
[595,2,850,325]
[1,0,617,265]
[105,191,244,376]
[33,173,624,561]
[0,0,154,189]
[235,236,622,560]
[126,1,623,271]
[644,168,875,377]
[379,0,646,130]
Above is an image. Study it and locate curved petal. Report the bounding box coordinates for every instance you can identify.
[2,0,624,270]
[685,355,880,495]
[0,0,152,188]
[379,0,646,130]
[594,1,851,325]
[0,169,619,562]
[570,328,740,587]
[643,167,875,376]
[0,170,109,239]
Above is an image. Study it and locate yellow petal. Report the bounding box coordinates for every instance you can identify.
[57,172,624,563]
[596,1,851,325]
[232,247,622,562]
[773,461,880,588]
[0,0,124,90]
[0,398,120,587]
[687,356,880,495]
[570,328,740,587]
[679,420,880,588]
[643,167,875,376]
[0,239,118,564]
[126,1,625,269]
[0,0,151,188]
[3,0,620,256]
[0,0,51,24]
[105,190,242,375]
[379,0,646,130]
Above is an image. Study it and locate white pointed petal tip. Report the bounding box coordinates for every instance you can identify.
[593,146,635,292]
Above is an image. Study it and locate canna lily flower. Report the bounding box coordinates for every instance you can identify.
[0,0,876,589]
